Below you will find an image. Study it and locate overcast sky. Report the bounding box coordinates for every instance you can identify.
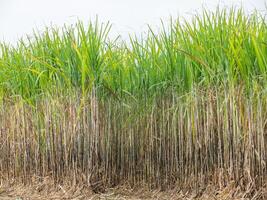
[0,0,266,44]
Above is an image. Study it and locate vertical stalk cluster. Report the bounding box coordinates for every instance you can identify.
[0,89,266,195]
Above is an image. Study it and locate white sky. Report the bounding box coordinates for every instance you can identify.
[0,0,266,44]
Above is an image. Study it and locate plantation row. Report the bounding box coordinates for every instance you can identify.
[0,8,266,197]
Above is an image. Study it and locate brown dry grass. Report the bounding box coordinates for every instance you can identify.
[0,177,266,200]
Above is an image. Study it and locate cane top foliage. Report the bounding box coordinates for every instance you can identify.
[0,7,267,102]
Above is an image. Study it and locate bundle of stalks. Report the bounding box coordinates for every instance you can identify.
[0,88,266,197]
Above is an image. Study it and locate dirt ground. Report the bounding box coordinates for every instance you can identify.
[0,181,266,200]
